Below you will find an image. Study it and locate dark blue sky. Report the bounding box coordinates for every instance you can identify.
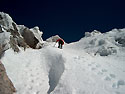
[0,0,125,43]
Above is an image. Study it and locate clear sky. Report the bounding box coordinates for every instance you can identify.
[0,0,125,43]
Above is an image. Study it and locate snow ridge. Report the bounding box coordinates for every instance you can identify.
[43,47,65,94]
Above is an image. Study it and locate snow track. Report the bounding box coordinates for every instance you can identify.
[1,45,125,94]
[43,47,65,94]
[47,55,65,94]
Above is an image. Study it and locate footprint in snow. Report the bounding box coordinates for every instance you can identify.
[25,63,30,67]
[26,85,33,90]
[81,56,84,58]
[112,80,125,89]
[30,74,34,77]
[109,74,116,78]
[88,62,97,67]
[88,64,92,66]
[74,56,80,59]
[115,91,121,94]
[37,82,42,86]
[30,69,33,71]
[103,74,116,81]
[36,72,40,75]
[91,67,96,70]
[101,69,108,72]
[30,80,34,83]
[36,91,40,94]
[96,64,101,68]
[91,62,96,64]
[104,76,111,81]
[97,71,103,75]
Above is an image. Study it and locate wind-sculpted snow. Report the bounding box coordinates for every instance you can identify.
[66,28,125,56]
[1,41,125,94]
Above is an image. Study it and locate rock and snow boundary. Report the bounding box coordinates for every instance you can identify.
[0,12,125,94]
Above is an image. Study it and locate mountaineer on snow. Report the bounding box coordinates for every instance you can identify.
[56,38,64,49]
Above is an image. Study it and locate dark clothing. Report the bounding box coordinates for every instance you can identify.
[56,39,64,49]
[58,40,63,49]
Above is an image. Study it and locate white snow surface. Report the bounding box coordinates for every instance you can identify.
[1,29,125,94]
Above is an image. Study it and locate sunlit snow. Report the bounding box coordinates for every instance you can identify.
[2,29,125,94]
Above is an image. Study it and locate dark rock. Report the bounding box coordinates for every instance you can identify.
[12,22,18,32]
[0,26,3,33]
[0,44,6,59]
[17,37,29,50]
[22,28,39,49]
[9,36,20,52]
[0,15,3,20]
[115,37,125,47]
[9,28,20,38]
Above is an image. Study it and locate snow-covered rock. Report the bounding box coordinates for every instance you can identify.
[30,26,43,48]
[85,30,101,37]
[67,29,125,56]
[0,12,43,51]
[0,12,14,29]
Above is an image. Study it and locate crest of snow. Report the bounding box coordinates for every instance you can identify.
[67,29,125,56]
[85,30,101,37]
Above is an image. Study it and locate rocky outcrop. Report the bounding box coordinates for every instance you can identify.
[21,27,39,49]
[0,12,44,94]
[30,26,43,49]
[7,27,28,52]
[0,12,43,52]
[9,36,20,52]
[0,45,16,94]
[0,12,14,29]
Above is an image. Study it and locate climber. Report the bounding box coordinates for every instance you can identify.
[56,38,64,49]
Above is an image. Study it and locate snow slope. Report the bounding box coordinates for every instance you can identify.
[1,12,125,94]
[1,31,125,94]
